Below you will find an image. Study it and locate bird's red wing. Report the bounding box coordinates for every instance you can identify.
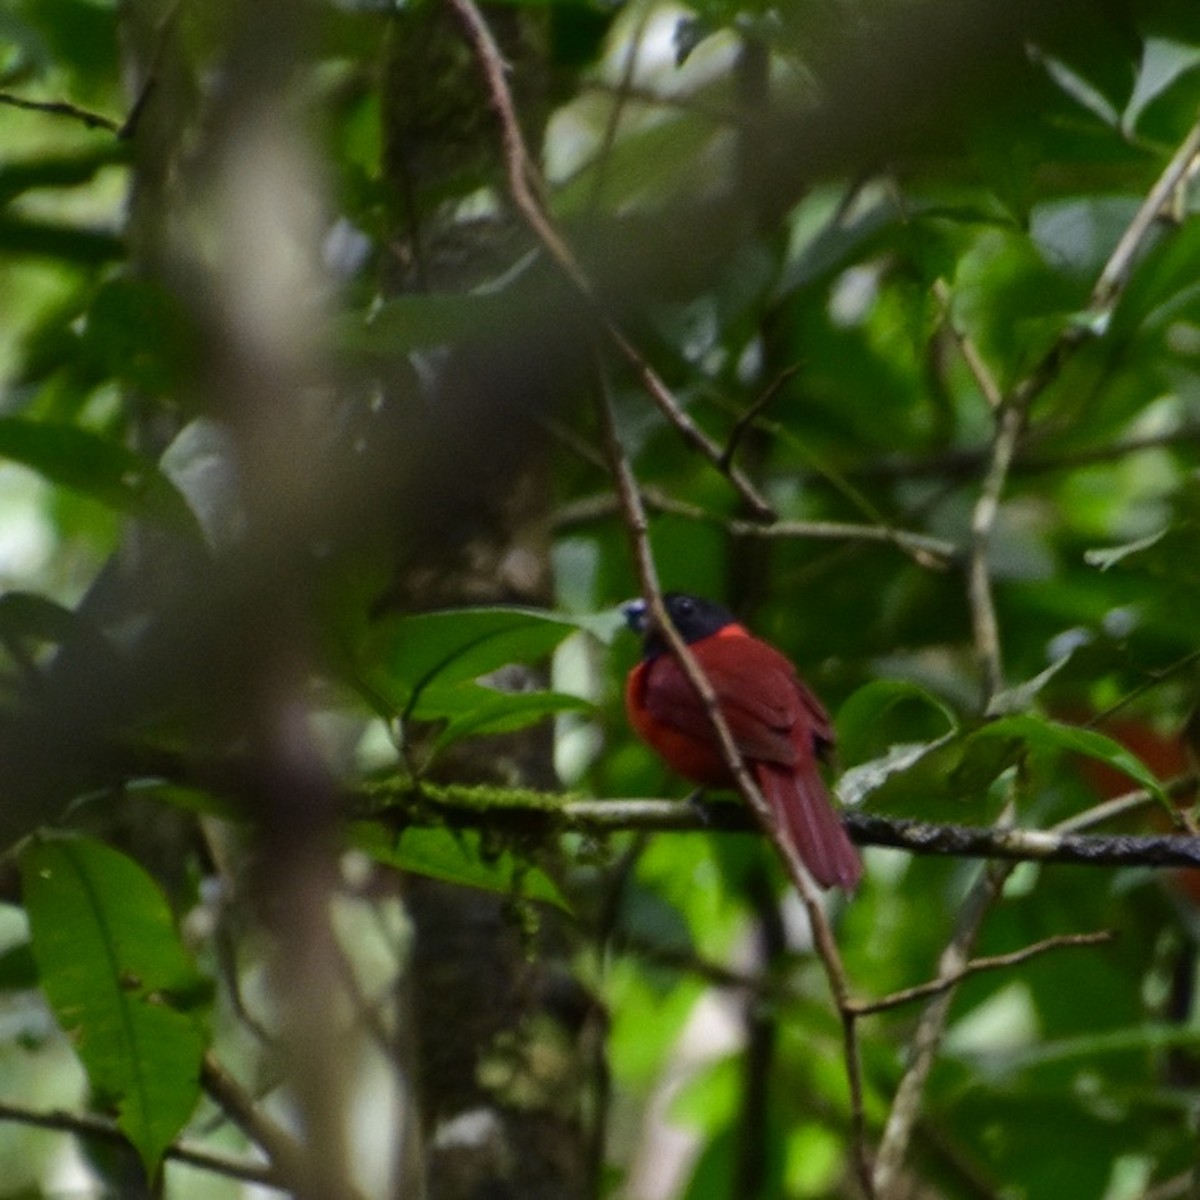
[637,637,812,766]
[792,674,835,760]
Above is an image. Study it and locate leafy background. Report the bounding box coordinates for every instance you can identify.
[0,1,1199,1198]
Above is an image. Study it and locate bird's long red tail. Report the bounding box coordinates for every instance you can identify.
[755,760,862,891]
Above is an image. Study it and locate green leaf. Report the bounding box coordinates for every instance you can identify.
[364,606,582,715]
[0,419,200,535]
[1123,38,1200,133]
[0,591,102,649]
[339,292,520,356]
[836,740,947,810]
[0,147,126,207]
[1083,528,1168,571]
[0,941,38,990]
[429,685,593,748]
[350,821,570,911]
[836,679,958,767]
[21,835,207,1174]
[0,216,124,263]
[970,715,1166,802]
[82,279,197,394]
[956,1021,1200,1079]
[984,654,1075,717]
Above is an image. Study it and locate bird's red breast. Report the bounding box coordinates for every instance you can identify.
[623,593,861,892]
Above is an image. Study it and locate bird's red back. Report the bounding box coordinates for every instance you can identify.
[623,594,861,891]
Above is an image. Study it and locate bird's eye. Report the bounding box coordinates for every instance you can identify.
[675,596,694,615]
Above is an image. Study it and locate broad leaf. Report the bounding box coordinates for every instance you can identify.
[0,419,199,535]
[350,821,570,911]
[429,685,593,748]
[21,836,207,1174]
[970,715,1166,803]
[836,679,958,767]
[363,606,583,716]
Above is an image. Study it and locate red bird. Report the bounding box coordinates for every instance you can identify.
[623,592,861,892]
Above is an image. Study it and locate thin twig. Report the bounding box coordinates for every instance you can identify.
[587,6,652,216]
[1087,649,1200,729]
[592,366,873,1195]
[444,0,776,521]
[580,78,748,125]
[957,119,1200,710]
[1051,770,1198,834]
[720,364,801,469]
[200,1053,309,1188]
[848,930,1114,1016]
[1092,111,1200,312]
[0,1099,282,1188]
[873,855,1011,1197]
[552,488,957,565]
[933,279,1003,411]
[0,92,120,133]
[873,110,1200,1200]
[847,424,1200,484]
[967,398,1024,704]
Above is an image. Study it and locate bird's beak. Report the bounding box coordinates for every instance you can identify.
[620,597,648,634]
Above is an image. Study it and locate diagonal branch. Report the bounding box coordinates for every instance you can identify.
[0,1098,282,1189]
[848,930,1114,1016]
[967,397,1024,704]
[873,108,1200,1200]
[0,92,120,133]
[1091,112,1200,313]
[593,364,873,1193]
[872,855,1011,1197]
[444,0,776,521]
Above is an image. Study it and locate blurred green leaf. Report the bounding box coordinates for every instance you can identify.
[21,835,207,1174]
[362,606,583,716]
[0,590,102,649]
[350,821,570,911]
[970,714,1166,802]
[12,0,119,90]
[340,292,519,356]
[0,941,37,990]
[836,679,958,767]
[0,216,123,262]
[1124,37,1200,132]
[82,278,197,394]
[0,147,126,206]
[0,418,201,534]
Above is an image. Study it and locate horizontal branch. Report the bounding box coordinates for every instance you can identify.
[366,790,1200,870]
[846,929,1114,1016]
[0,91,120,133]
[553,488,957,565]
[0,1100,281,1189]
[848,812,1200,869]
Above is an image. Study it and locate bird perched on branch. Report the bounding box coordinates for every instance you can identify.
[623,592,861,892]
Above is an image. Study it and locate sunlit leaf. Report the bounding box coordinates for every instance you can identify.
[21,835,207,1174]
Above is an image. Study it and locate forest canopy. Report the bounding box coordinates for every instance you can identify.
[1,1,1200,1197]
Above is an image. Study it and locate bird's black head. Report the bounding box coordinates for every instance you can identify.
[622,592,737,657]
